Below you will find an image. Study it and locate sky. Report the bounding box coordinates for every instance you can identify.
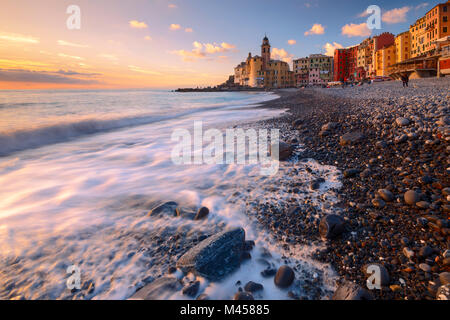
[0,0,438,89]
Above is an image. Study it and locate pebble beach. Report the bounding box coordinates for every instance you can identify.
[250,77,450,300]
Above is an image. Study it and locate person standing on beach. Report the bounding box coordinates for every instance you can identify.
[401,74,409,88]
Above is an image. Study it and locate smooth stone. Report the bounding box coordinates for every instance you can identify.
[344,169,360,178]
[372,198,386,208]
[274,266,295,288]
[396,117,410,127]
[177,227,245,281]
[234,292,254,300]
[130,277,182,300]
[439,272,450,285]
[416,201,430,209]
[377,189,394,202]
[244,281,264,293]
[321,122,338,131]
[418,246,434,259]
[340,131,365,146]
[319,214,345,239]
[419,263,432,273]
[404,190,420,205]
[270,141,294,161]
[403,247,415,259]
[194,207,209,220]
[332,281,373,300]
[148,201,178,217]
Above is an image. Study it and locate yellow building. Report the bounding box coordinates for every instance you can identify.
[410,1,450,57]
[395,31,411,63]
[375,44,396,76]
[234,36,294,88]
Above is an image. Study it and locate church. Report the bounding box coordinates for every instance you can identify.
[234,36,295,89]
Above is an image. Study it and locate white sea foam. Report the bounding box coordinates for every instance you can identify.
[0,90,341,300]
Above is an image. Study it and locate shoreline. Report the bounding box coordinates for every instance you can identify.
[247,78,449,300]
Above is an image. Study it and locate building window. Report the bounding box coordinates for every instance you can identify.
[444,16,448,22]
[444,27,448,33]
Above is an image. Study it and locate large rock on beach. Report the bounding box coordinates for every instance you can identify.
[270,141,294,161]
[194,207,210,220]
[274,266,295,288]
[148,201,178,217]
[339,131,364,146]
[404,190,421,206]
[130,277,182,300]
[395,117,410,127]
[332,281,374,300]
[319,214,345,239]
[176,227,245,280]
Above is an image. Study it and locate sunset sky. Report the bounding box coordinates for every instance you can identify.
[0,0,435,89]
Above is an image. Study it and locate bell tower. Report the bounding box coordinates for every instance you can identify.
[261,35,271,70]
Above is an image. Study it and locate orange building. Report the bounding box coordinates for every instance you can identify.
[411,0,450,57]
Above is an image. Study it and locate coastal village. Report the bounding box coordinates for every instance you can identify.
[210,0,450,90]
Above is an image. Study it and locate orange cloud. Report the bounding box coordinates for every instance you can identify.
[0,32,39,44]
[287,39,297,45]
[304,24,325,36]
[170,24,181,30]
[185,28,193,33]
[129,20,148,29]
[172,41,236,61]
[382,6,410,24]
[341,23,371,37]
[57,40,89,48]
[323,42,343,56]
[271,48,294,64]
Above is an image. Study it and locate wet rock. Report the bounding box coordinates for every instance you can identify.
[177,227,245,281]
[403,247,415,260]
[419,263,431,273]
[319,214,345,239]
[372,198,386,208]
[244,281,264,293]
[261,267,277,278]
[182,281,200,297]
[418,246,434,259]
[234,292,254,300]
[439,272,450,285]
[395,117,410,127]
[148,201,178,217]
[130,277,182,300]
[270,141,294,161]
[378,189,394,202]
[274,266,295,288]
[194,207,209,220]
[340,131,365,146]
[310,178,325,190]
[404,190,420,205]
[332,281,373,300]
[416,201,430,209]
[344,169,360,178]
[292,119,303,129]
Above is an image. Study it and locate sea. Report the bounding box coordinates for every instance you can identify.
[0,89,340,300]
